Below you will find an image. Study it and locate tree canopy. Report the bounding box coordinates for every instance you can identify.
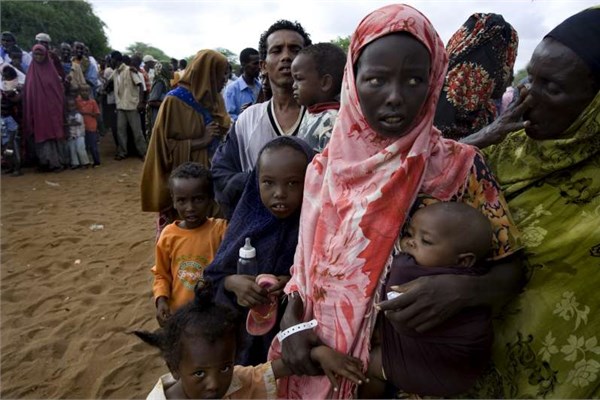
[125,42,171,61]
[216,47,241,76]
[1,0,110,57]
[331,35,350,53]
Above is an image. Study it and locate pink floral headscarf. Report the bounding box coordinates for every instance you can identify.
[270,4,477,398]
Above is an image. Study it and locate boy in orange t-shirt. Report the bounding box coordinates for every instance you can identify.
[76,85,101,166]
[151,162,227,327]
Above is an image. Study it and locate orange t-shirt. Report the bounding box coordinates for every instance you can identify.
[75,96,100,132]
[151,218,227,311]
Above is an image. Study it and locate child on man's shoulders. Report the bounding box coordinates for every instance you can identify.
[292,42,346,153]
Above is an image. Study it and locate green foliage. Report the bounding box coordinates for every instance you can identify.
[331,35,350,53]
[513,68,528,86]
[180,48,241,74]
[125,42,171,61]
[216,47,240,75]
[0,0,110,57]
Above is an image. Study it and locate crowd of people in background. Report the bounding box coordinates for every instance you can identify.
[0,31,229,176]
[2,4,599,399]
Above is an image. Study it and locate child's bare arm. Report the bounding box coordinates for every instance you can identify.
[271,358,293,379]
[311,345,367,391]
[271,346,367,392]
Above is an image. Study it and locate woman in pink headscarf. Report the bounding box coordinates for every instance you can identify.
[24,44,65,171]
[270,4,523,398]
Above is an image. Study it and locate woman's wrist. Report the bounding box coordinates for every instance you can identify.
[280,293,303,330]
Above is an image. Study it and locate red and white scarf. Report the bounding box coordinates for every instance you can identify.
[271,4,477,398]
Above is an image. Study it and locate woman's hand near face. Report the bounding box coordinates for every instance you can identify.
[461,86,533,149]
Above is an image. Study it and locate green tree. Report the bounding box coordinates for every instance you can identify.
[331,35,350,53]
[513,68,528,86]
[0,0,110,57]
[181,48,241,75]
[125,42,171,61]
[216,47,241,76]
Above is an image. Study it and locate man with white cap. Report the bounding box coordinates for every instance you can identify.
[142,54,157,82]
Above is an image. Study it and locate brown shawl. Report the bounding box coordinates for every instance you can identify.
[140,50,231,212]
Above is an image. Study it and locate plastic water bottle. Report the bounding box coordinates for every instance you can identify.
[237,237,257,275]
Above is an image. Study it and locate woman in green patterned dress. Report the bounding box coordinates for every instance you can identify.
[464,7,600,398]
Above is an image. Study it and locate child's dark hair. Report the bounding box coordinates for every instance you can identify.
[2,65,17,80]
[168,162,214,197]
[134,280,241,373]
[257,136,312,174]
[299,43,346,96]
[424,202,493,260]
[258,20,312,61]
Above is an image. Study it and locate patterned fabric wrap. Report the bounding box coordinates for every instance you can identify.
[435,13,518,140]
[473,90,600,398]
[269,4,479,398]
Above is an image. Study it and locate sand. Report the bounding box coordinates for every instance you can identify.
[1,138,168,398]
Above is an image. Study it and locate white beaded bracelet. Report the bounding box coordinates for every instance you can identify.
[276,319,318,343]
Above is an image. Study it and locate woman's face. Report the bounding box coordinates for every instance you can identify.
[524,38,597,140]
[218,64,229,92]
[33,49,46,63]
[355,33,431,138]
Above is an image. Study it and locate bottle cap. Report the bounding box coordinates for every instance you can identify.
[239,237,256,259]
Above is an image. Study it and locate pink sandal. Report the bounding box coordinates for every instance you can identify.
[246,274,279,336]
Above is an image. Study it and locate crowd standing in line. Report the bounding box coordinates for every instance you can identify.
[2,4,599,399]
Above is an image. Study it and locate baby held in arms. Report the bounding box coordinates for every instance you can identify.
[368,202,495,397]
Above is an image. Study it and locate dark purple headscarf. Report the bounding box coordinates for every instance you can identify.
[23,44,64,143]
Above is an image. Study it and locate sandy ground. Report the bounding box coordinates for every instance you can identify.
[1,137,168,398]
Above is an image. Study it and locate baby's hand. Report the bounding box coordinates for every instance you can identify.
[311,346,366,392]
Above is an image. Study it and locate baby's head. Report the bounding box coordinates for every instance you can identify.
[257,137,313,219]
[1,64,17,82]
[401,202,492,268]
[168,162,214,229]
[135,280,241,399]
[291,42,346,107]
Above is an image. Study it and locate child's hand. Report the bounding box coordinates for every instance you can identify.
[224,275,269,308]
[267,275,291,298]
[156,297,171,327]
[311,346,366,392]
